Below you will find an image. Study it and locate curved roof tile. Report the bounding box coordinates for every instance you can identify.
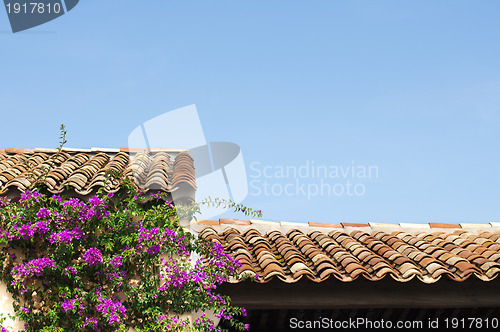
[0,148,195,199]
[198,222,500,284]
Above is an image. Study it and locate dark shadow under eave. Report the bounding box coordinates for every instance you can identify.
[218,277,500,310]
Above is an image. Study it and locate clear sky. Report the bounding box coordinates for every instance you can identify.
[1,1,500,224]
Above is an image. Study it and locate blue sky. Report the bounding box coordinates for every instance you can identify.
[1,1,500,224]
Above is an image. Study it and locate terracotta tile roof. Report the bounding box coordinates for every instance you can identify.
[0,148,196,198]
[196,220,500,284]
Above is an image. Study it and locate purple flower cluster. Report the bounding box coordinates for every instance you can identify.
[215,308,232,320]
[0,197,10,207]
[206,239,242,279]
[158,258,224,295]
[13,257,56,277]
[14,223,34,240]
[63,196,109,221]
[96,292,127,325]
[48,228,85,244]
[158,258,194,290]
[0,228,13,242]
[62,197,85,210]
[88,196,110,219]
[110,255,123,268]
[36,207,51,219]
[149,191,163,199]
[194,313,216,331]
[50,194,62,203]
[0,189,247,331]
[19,190,42,205]
[138,226,188,256]
[83,248,103,266]
[84,317,99,330]
[60,297,79,312]
[157,315,189,330]
[33,220,51,234]
[2,220,51,242]
[63,265,78,275]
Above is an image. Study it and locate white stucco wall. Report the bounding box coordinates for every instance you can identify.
[0,281,24,331]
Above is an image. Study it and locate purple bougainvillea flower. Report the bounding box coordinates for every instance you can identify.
[64,266,78,275]
[36,207,51,219]
[48,228,84,244]
[110,255,123,268]
[83,248,103,266]
[95,291,127,325]
[13,257,56,277]
[0,186,247,331]
[60,298,78,312]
